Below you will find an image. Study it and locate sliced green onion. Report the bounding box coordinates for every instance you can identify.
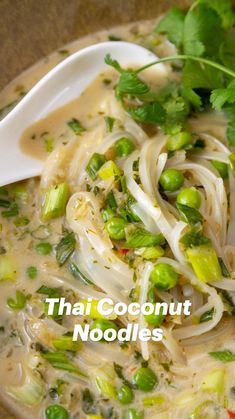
[42,182,70,221]
[67,118,85,135]
[86,153,107,180]
[56,232,76,266]
[186,245,222,282]
[106,190,117,209]
[0,198,11,208]
[7,290,26,310]
[101,207,115,222]
[42,351,87,377]
[0,255,17,281]
[14,216,30,227]
[104,116,115,132]
[35,242,52,255]
[6,370,45,406]
[139,246,164,260]
[115,137,135,157]
[124,228,164,249]
[52,333,82,352]
[166,131,192,151]
[200,368,225,393]
[2,202,19,218]
[98,160,121,180]
[122,408,142,419]
[95,376,117,399]
[11,183,28,201]
[142,394,165,406]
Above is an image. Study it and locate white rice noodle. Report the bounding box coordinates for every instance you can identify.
[199,133,230,154]
[41,138,78,189]
[138,262,153,360]
[209,279,235,291]
[165,150,186,168]
[161,326,187,364]
[157,257,224,340]
[195,151,229,163]
[176,159,226,245]
[228,170,235,246]
[124,114,148,144]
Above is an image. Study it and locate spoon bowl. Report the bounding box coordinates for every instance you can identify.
[0,41,167,186]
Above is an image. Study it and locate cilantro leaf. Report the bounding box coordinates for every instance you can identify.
[182,60,223,107]
[176,203,203,226]
[224,104,235,146]
[180,228,211,248]
[209,349,235,362]
[210,80,235,110]
[155,7,185,48]
[126,102,166,125]
[199,0,234,29]
[183,4,224,58]
[117,71,150,98]
[162,96,188,134]
[220,30,235,71]
[105,53,123,73]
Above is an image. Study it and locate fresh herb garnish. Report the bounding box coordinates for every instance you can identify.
[180,228,211,248]
[200,307,214,323]
[56,232,76,266]
[176,203,203,226]
[42,351,87,376]
[124,228,164,249]
[104,116,115,132]
[209,349,235,362]
[67,118,85,135]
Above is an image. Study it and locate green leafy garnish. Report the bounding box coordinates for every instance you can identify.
[104,116,115,132]
[56,232,76,266]
[67,118,85,135]
[209,349,235,362]
[126,102,166,125]
[180,228,211,248]
[155,7,185,47]
[176,203,203,226]
[124,228,164,249]
[7,290,26,310]
[68,262,93,285]
[200,307,214,322]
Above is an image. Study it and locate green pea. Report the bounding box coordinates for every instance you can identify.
[45,404,69,419]
[166,131,191,151]
[90,319,118,335]
[86,153,107,180]
[118,384,134,405]
[150,263,178,290]
[105,217,128,240]
[133,367,157,392]
[35,242,52,255]
[144,306,165,327]
[26,266,38,279]
[159,168,184,192]
[7,290,26,311]
[211,160,228,179]
[122,408,142,419]
[115,137,135,157]
[177,187,201,209]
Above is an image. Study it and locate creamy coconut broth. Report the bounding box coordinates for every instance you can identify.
[1,10,235,419]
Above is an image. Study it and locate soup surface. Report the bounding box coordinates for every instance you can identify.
[1,6,235,419]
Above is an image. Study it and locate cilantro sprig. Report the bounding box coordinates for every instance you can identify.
[105,0,235,145]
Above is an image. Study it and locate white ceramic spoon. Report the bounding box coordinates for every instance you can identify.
[0,41,167,186]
